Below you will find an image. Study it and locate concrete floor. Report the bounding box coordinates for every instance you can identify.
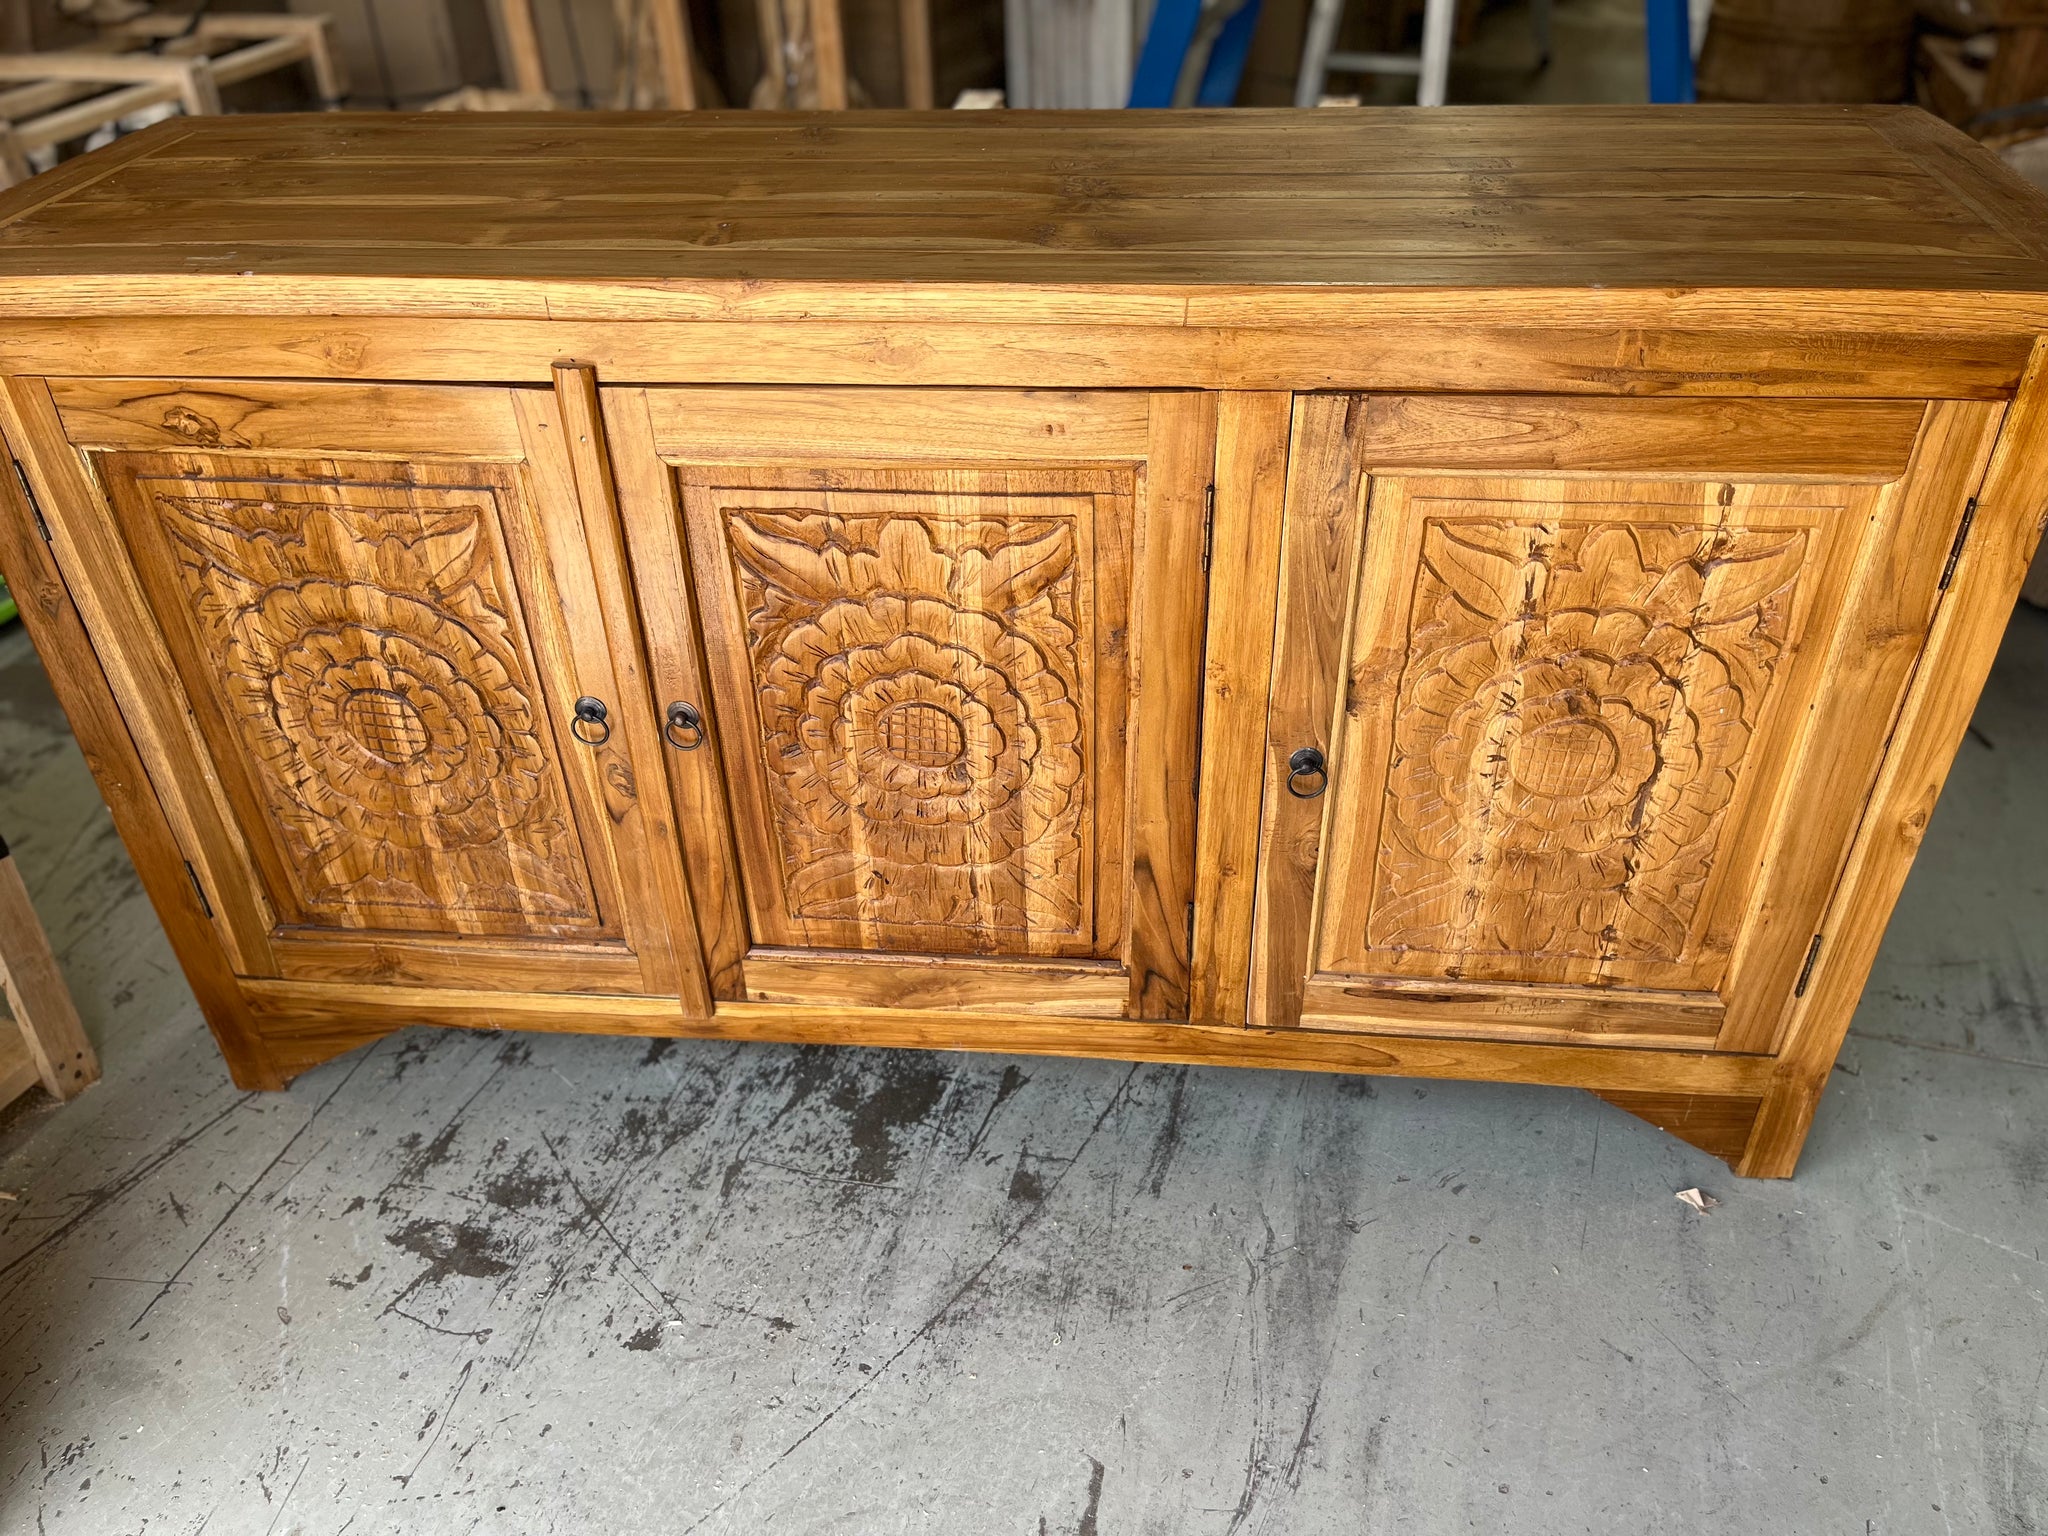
[0,591,2043,1534]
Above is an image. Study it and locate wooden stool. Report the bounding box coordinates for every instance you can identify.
[0,830,98,1106]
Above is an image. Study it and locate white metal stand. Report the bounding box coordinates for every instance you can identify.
[1295,0,1553,109]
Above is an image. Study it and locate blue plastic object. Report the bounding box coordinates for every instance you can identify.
[1128,0,1203,107]
[1196,0,1263,106]
[1646,0,1694,103]
[1128,0,1264,108]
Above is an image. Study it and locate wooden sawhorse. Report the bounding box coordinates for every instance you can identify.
[0,830,97,1107]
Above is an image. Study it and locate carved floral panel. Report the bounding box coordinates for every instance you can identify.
[1362,515,1809,970]
[719,498,1095,953]
[131,469,598,935]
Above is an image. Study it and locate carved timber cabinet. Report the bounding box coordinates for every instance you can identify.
[1,109,2044,1177]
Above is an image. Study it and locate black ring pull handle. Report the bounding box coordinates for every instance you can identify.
[571,696,612,747]
[665,700,706,751]
[1286,745,1328,800]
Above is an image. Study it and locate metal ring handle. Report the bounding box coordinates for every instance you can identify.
[665,700,706,751]
[571,696,612,747]
[1286,745,1328,800]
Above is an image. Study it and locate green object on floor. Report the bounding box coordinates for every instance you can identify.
[0,576,16,627]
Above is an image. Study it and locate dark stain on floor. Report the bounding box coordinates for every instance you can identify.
[386,1217,517,1289]
[834,1056,951,1186]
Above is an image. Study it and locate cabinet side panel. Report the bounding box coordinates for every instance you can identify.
[0,401,289,1087]
[1716,400,2004,1051]
[1742,355,2048,1178]
[7,380,280,974]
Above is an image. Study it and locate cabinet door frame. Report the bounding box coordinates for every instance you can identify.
[1233,392,2002,1050]
[10,374,705,1007]
[606,384,1214,1021]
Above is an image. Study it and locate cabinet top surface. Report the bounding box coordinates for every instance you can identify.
[3,107,2048,310]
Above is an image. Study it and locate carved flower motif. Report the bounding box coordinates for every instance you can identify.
[236,581,548,850]
[1396,609,1735,861]
[732,512,1088,935]
[1368,521,1804,964]
[763,594,1081,857]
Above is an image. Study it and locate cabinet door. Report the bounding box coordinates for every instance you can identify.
[1249,395,2002,1051]
[607,387,1213,1020]
[17,379,701,1003]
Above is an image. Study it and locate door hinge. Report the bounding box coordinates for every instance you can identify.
[184,860,214,920]
[1186,899,1198,963]
[1938,496,1977,592]
[12,459,50,542]
[1793,934,1824,998]
[1200,484,1216,573]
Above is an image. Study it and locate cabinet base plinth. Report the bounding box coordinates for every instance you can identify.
[234,977,1788,1171]
[1592,1089,1766,1167]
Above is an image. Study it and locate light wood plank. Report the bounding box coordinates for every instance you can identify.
[236,975,1779,1098]
[1248,394,1369,1027]
[1714,400,2005,1051]
[898,0,934,108]
[0,843,99,1099]
[809,0,849,109]
[545,364,711,1012]
[1354,396,1925,477]
[740,951,1128,1017]
[50,377,526,457]
[637,386,1152,462]
[493,0,551,97]
[1299,974,1725,1051]
[1191,391,1291,1024]
[1129,392,1215,1018]
[602,386,751,999]
[0,112,2040,341]
[0,318,2024,401]
[649,0,698,110]
[0,1029,40,1109]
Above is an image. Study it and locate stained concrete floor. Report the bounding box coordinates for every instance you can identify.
[0,597,2044,1536]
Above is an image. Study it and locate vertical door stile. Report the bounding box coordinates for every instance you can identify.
[599,384,753,1002]
[1191,391,1293,1025]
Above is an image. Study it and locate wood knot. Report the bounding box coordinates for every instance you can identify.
[161,405,235,447]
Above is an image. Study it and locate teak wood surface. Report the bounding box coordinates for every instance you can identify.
[0,110,2043,1178]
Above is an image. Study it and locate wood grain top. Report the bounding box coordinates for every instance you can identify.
[1,106,2047,313]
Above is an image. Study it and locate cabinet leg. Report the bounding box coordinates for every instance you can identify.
[1594,1088,1765,1170]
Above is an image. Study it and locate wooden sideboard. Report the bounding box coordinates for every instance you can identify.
[0,108,2043,1177]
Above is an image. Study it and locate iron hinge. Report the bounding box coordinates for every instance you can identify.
[13,459,50,542]
[1938,497,1977,592]
[184,861,214,920]
[1200,484,1216,572]
[1793,934,1824,999]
